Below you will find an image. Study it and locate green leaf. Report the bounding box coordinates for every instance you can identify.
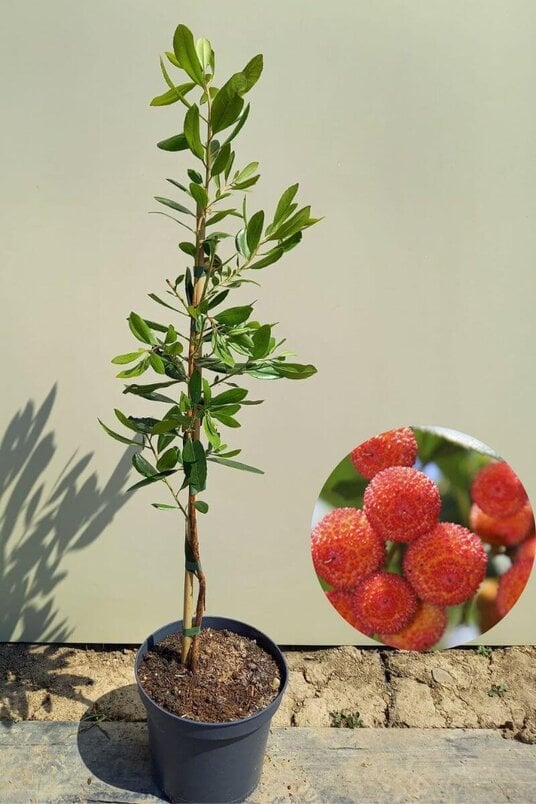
[248,247,284,270]
[207,208,239,227]
[189,369,202,404]
[274,362,317,379]
[194,500,209,513]
[211,74,246,134]
[233,175,259,190]
[157,134,188,152]
[173,24,204,85]
[203,413,221,449]
[195,37,214,72]
[188,169,203,184]
[149,353,166,374]
[251,325,271,359]
[212,412,240,428]
[115,409,157,433]
[123,379,180,397]
[273,183,299,227]
[132,452,156,477]
[207,290,230,309]
[116,359,150,379]
[151,503,178,510]
[184,104,204,160]
[165,51,181,68]
[157,447,181,471]
[223,103,250,145]
[127,470,176,493]
[211,387,248,406]
[98,419,141,446]
[147,293,181,314]
[183,439,207,493]
[166,178,188,193]
[128,312,157,345]
[235,227,250,258]
[246,210,264,253]
[234,161,259,184]
[242,54,263,92]
[179,241,197,257]
[151,419,182,434]
[270,206,312,241]
[154,196,193,216]
[214,305,253,326]
[207,455,263,474]
[211,142,231,176]
[150,82,195,107]
[111,350,145,365]
[189,183,208,208]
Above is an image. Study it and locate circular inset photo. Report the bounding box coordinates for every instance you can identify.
[311,426,534,650]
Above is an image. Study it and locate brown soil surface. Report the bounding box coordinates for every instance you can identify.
[138,628,280,722]
[1,643,534,742]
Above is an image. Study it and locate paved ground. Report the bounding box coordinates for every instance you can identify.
[1,722,535,803]
[1,644,535,742]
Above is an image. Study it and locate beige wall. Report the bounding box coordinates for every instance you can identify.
[1,1,535,644]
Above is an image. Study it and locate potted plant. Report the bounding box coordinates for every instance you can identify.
[99,22,319,804]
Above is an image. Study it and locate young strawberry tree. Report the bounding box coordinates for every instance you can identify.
[100,25,319,670]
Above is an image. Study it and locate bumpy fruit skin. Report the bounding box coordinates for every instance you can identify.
[471,461,527,519]
[403,522,487,606]
[353,572,418,634]
[469,502,533,547]
[380,602,447,651]
[496,560,533,617]
[350,427,418,480]
[326,590,374,636]
[516,535,536,563]
[311,508,385,590]
[364,466,441,542]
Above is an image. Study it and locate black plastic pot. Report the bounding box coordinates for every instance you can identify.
[135,616,288,803]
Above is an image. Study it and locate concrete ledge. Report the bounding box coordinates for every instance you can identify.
[0,722,534,802]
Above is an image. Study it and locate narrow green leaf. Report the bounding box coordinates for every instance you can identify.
[214,305,253,326]
[173,24,204,85]
[212,412,240,428]
[157,134,188,152]
[132,452,156,477]
[150,82,195,107]
[194,500,209,513]
[274,362,317,379]
[165,51,181,68]
[179,241,196,257]
[116,359,150,379]
[183,439,207,492]
[248,247,284,270]
[127,470,176,493]
[147,293,181,314]
[111,351,145,365]
[98,419,140,446]
[211,142,231,176]
[223,104,250,145]
[251,325,271,359]
[149,353,166,374]
[273,183,299,227]
[207,455,263,474]
[154,196,193,216]
[246,210,264,253]
[189,369,202,404]
[157,447,181,471]
[195,38,214,72]
[270,206,312,241]
[184,104,204,160]
[188,169,203,184]
[151,503,178,510]
[242,54,263,92]
[189,183,208,208]
[212,387,248,406]
[128,312,157,345]
[211,74,246,134]
[151,419,182,434]
[235,227,250,258]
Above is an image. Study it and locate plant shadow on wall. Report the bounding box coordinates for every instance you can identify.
[0,385,132,722]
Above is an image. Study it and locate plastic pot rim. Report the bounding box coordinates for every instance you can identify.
[134,615,288,729]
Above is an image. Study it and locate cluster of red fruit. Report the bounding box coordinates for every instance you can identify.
[470,462,535,623]
[311,428,534,651]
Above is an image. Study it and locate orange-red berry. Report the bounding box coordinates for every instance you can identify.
[363,466,441,543]
[311,508,385,590]
[403,522,487,606]
[469,502,533,547]
[350,427,418,480]
[516,535,536,563]
[496,560,533,617]
[353,572,418,634]
[471,461,527,519]
[380,602,447,651]
[326,590,374,636]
